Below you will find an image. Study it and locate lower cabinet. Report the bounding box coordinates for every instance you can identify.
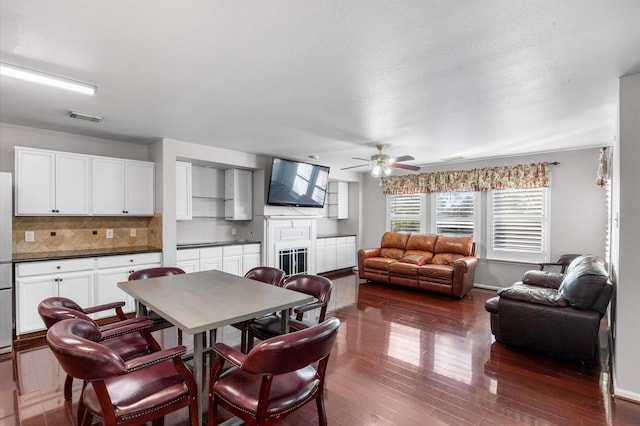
[177,243,262,277]
[222,245,243,276]
[316,236,356,274]
[199,247,222,272]
[176,248,200,273]
[15,252,162,335]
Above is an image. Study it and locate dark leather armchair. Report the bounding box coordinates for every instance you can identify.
[38,296,160,400]
[46,318,198,426]
[247,274,333,350]
[208,317,341,426]
[128,266,185,343]
[232,266,286,353]
[485,255,613,365]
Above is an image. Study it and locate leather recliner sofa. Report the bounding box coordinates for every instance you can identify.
[357,231,478,298]
[484,255,614,365]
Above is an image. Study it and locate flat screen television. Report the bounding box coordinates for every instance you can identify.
[267,157,330,208]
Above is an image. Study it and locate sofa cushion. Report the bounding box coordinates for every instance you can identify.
[431,253,464,265]
[364,257,398,271]
[498,284,568,307]
[380,248,405,259]
[558,259,609,310]
[388,262,420,276]
[434,236,474,256]
[380,232,410,250]
[418,264,454,282]
[406,234,437,252]
[399,254,431,266]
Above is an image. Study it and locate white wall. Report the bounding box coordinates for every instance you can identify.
[361,147,607,288]
[613,72,640,401]
[0,123,150,173]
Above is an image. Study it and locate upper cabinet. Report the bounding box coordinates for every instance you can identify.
[225,169,252,221]
[15,147,154,216]
[15,147,90,215]
[92,158,154,216]
[327,181,348,219]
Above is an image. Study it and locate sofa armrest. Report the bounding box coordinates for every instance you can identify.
[497,284,566,307]
[522,270,565,289]
[357,248,381,277]
[451,256,478,298]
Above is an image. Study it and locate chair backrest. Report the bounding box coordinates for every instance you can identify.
[283,274,333,321]
[38,297,96,329]
[243,317,340,375]
[46,318,126,381]
[244,266,286,286]
[128,267,185,281]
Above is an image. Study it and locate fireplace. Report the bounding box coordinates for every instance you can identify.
[264,216,318,275]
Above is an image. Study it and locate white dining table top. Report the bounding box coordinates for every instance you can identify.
[118,269,313,335]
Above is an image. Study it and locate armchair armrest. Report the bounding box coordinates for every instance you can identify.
[213,342,247,368]
[100,319,154,340]
[83,301,128,320]
[522,270,564,289]
[124,346,187,373]
[288,319,309,332]
[294,301,323,315]
[99,316,149,332]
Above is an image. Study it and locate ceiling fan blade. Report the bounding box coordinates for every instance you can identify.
[340,163,368,170]
[389,155,415,162]
[391,163,421,171]
[352,157,370,162]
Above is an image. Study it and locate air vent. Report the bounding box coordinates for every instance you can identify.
[68,110,102,122]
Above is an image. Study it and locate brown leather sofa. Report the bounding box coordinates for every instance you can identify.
[357,232,478,298]
[484,255,613,365]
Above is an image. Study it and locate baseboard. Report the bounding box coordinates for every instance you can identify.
[473,283,501,291]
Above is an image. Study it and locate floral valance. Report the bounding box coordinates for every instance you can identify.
[381,162,551,194]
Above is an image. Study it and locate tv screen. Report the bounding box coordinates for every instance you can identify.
[267,157,330,208]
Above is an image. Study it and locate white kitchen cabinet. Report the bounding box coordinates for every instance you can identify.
[324,237,337,272]
[222,245,243,276]
[316,236,356,273]
[316,238,326,275]
[176,248,200,273]
[15,147,90,215]
[94,253,162,318]
[242,244,261,275]
[92,157,154,216]
[346,236,356,268]
[336,237,348,269]
[327,181,349,219]
[199,247,222,271]
[175,161,192,220]
[16,258,95,334]
[225,169,252,220]
[192,166,225,218]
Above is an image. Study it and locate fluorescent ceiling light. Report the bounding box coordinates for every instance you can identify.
[0,62,96,95]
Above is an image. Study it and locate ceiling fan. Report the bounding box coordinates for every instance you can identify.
[341,144,420,177]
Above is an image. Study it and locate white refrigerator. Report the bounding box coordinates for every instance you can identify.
[0,172,12,353]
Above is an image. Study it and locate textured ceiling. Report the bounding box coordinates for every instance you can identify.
[1,1,639,172]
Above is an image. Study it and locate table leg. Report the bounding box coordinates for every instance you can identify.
[193,331,205,426]
[280,309,289,334]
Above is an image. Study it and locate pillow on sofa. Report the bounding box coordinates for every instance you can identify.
[558,260,609,309]
[399,254,431,266]
[431,253,463,265]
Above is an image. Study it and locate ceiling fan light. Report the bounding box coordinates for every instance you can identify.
[371,165,382,177]
[384,166,392,175]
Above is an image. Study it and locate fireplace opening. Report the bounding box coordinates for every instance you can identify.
[279,247,308,277]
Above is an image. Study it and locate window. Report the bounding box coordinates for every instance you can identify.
[432,192,477,237]
[488,188,549,262]
[387,194,425,232]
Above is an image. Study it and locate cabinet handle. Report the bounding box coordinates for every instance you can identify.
[129,259,134,263]
[56,265,61,270]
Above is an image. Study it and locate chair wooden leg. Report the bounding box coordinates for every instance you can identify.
[63,374,73,401]
[316,394,327,426]
[178,329,183,346]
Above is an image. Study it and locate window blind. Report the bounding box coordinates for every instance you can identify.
[389,194,423,232]
[491,188,545,253]
[435,192,475,236]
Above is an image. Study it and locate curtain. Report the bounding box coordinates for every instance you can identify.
[596,147,608,188]
[381,162,550,195]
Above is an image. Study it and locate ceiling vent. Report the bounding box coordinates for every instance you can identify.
[68,110,102,123]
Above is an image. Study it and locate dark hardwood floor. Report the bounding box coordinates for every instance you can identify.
[1,273,639,425]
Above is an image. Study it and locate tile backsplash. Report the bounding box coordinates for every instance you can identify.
[13,214,162,254]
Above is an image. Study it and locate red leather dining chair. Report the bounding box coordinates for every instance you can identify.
[128,266,185,343]
[46,318,198,426]
[232,266,286,353]
[208,317,341,426]
[247,274,333,351]
[38,297,160,401]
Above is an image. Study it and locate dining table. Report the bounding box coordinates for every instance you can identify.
[118,269,313,426]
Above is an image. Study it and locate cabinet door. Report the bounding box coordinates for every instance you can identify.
[125,161,154,215]
[200,257,222,272]
[175,161,192,220]
[92,157,125,214]
[94,266,136,319]
[316,241,326,274]
[223,256,243,276]
[336,238,347,269]
[346,237,356,268]
[15,148,55,215]
[56,152,90,215]
[176,259,199,273]
[324,239,337,272]
[225,169,252,220]
[17,276,56,334]
[57,270,94,311]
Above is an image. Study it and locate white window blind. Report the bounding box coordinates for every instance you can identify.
[489,188,548,262]
[434,192,475,236]
[388,194,424,232]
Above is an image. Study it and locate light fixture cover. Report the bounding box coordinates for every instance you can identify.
[68,110,102,122]
[0,62,96,95]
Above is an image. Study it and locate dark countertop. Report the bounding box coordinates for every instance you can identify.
[176,240,262,250]
[317,234,357,239]
[13,246,163,263]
